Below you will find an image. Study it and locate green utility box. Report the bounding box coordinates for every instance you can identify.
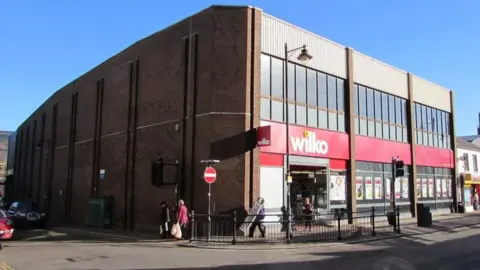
[87,195,114,228]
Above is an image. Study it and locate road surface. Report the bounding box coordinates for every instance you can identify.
[1,216,480,270]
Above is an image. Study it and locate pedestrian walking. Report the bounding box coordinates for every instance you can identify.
[159,201,171,239]
[176,199,189,239]
[249,205,266,238]
[303,197,314,231]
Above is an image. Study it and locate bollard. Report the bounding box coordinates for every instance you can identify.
[189,210,195,243]
[371,206,376,236]
[232,211,237,245]
[336,209,342,240]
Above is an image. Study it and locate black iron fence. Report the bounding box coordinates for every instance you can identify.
[189,206,401,245]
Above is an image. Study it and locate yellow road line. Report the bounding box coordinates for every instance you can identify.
[0,262,14,270]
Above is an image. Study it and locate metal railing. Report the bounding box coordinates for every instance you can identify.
[188,206,401,245]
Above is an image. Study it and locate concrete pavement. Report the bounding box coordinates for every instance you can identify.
[1,213,480,269]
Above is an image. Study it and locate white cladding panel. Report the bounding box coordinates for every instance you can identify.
[457,147,480,175]
[411,75,451,112]
[352,51,408,98]
[261,13,347,79]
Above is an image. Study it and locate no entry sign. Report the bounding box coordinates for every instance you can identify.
[204,167,217,184]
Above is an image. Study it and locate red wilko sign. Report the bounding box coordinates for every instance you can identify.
[258,121,349,160]
[256,125,271,147]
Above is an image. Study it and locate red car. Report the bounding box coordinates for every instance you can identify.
[0,209,14,240]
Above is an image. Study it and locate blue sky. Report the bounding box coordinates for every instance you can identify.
[1,0,478,135]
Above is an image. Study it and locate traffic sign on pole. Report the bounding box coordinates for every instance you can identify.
[204,167,217,184]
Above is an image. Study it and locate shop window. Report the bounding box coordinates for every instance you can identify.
[431,108,438,133]
[337,113,345,132]
[389,124,396,141]
[421,105,427,130]
[296,105,307,126]
[261,98,270,119]
[271,57,284,98]
[354,117,359,134]
[306,69,317,106]
[271,100,283,122]
[288,103,295,124]
[473,155,478,172]
[401,99,407,127]
[359,118,367,136]
[367,120,375,137]
[375,122,382,138]
[296,67,306,103]
[307,108,317,127]
[395,97,402,125]
[359,86,367,117]
[327,76,337,110]
[416,130,423,145]
[396,126,402,142]
[337,79,345,112]
[388,95,395,124]
[354,85,359,115]
[318,110,328,129]
[261,55,271,96]
[328,112,338,131]
[287,63,295,101]
[366,88,374,119]
[425,107,431,131]
[317,73,327,108]
[381,93,389,122]
[383,123,389,140]
[415,104,421,129]
[374,90,382,121]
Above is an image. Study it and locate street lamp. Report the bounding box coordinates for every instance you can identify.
[284,43,313,242]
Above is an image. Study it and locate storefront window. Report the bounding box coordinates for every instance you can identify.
[296,67,306,103]
[271,57,283,98]
[417,166,453,209]
[261,54,270,96]
[261,98,270,119]
[306,69,316,106]
[327,76,337,110]
[317,73,327,108]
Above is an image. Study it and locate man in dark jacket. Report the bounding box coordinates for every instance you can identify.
[249,206,266,238]
[160,201,170,239]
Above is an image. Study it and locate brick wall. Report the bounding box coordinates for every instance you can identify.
[13,5,262,232]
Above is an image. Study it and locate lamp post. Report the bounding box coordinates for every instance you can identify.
[284,43,313,242]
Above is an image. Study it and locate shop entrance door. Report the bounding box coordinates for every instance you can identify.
[290,165,330,214]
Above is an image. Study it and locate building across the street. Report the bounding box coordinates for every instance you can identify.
[456,137,480,212]
[11,5,456,232]
[0,130,12,199]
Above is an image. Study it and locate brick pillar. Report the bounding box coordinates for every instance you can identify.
[346,47,357,220]
[450,91,458,211]
[407,73,418,217]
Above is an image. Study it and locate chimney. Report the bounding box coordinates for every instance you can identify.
[478,113,480,135]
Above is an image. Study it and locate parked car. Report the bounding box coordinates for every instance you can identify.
[0,209,14,240]
[7,201,47,229]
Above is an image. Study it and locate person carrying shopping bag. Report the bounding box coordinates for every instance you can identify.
[172,199,189,240]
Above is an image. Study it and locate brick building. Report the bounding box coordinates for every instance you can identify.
[12,5,457,232]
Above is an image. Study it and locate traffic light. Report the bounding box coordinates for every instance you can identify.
[394,159,405,178]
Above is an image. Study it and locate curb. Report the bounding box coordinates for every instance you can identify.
[176,234,403,250]
[177,219,480,250]
[52,227,143,241]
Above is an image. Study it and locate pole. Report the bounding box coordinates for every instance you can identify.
[284,43,292,242]
[207,182,211,242]
[390,158,396,210]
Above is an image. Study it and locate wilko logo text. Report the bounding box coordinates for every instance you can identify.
[290,130,328,155]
